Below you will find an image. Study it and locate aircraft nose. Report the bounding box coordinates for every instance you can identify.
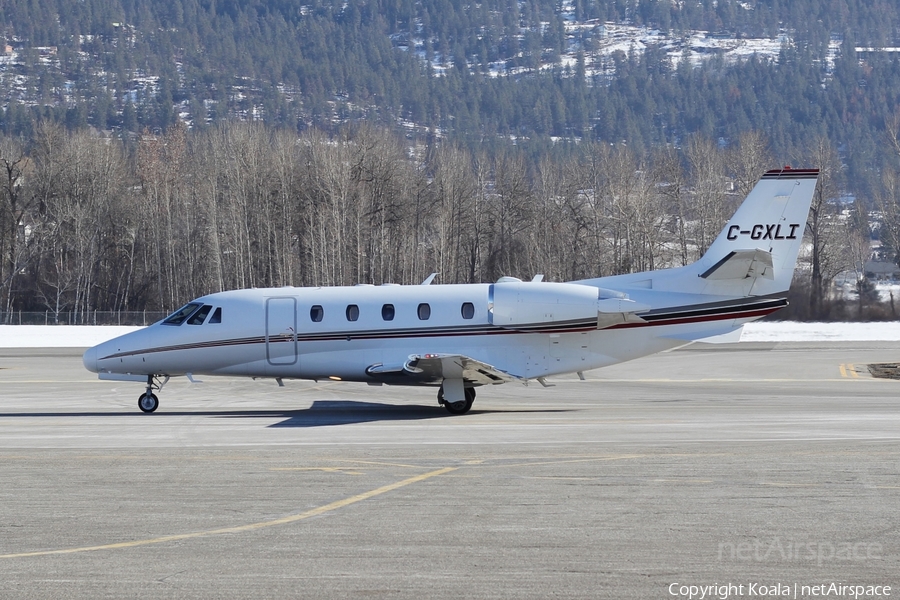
[82,346,99,373]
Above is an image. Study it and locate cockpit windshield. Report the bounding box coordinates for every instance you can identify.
[162,303,203,326]
[187,305,213,325]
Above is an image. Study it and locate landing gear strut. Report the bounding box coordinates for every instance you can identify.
[438,386,476,415]
[138,374,169,413]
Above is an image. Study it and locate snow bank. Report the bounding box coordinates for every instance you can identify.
[2,322,900,348]
[0,325,143,348]
[738,322,900,342]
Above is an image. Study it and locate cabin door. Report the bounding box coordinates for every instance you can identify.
[266,297,298,366]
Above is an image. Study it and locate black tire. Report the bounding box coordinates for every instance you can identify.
[440,387,476,415]
[138,392,159,413]
[443,399,472,415]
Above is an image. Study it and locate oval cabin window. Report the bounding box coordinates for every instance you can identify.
[346,305,359,321]
[461,302,475,319]
[417,303,431,320]
[382,304,395,321]
[310,305,324,322]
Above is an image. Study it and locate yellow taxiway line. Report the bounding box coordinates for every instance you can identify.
[839,363,860,379]
[0,466,457,559]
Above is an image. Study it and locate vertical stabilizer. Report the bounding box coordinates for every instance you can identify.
[694,168,819,296]
[573,168,819,299]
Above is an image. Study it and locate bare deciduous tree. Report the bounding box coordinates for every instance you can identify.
[430,143,479,283]
[0,124,869,324]
[0,134,31,316]
[801,135,843,317]
[727,130,774,199]
[686,135,728,258]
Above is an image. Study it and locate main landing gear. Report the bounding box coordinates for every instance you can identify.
[438,385,476,415]
[138,374,169,413]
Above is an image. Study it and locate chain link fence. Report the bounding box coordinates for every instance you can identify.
[0,311,169,326]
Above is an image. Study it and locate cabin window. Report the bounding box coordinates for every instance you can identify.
[417,303,431,320]
[346,304,360,321]
[162,303,202,326]
[382,304,395,321]
[209,307,222,323]
[187,304,213,325]
[310,305,324,322]
[461,302,475,319]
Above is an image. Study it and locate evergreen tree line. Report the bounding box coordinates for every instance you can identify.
[2,0,900,197]
[0,122,891,322]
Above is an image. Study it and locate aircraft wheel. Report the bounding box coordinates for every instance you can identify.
[440,387,476,415]
[138,392,159,413]
[443,399,473,415]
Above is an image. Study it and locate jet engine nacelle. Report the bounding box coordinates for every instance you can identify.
[490,281,600,327]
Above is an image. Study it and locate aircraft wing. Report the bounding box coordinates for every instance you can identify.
[366,354,524,386]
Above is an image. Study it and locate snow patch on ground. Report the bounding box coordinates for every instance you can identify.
[2,322,900,348]
[0,326,143,348]
[738,322,900,342]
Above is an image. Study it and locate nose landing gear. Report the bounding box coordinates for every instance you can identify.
[139,392,159,413]
[138,374,169,413]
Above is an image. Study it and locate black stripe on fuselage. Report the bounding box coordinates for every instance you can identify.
[99,296,786,360]
[638,297,786,323]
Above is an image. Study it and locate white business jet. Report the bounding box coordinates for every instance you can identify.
[84,168,818,415]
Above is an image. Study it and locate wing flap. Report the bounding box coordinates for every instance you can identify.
[367,354,523,386]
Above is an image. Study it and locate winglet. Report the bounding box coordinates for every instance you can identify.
[421,273,439,285]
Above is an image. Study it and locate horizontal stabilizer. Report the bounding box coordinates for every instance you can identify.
[596,297,649,329]
[597,312,647,329]
[367,354,523,386]
[700,249,774,281]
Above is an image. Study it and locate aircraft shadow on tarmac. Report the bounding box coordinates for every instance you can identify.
[0,401,573,428]
[261,400,573,427]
